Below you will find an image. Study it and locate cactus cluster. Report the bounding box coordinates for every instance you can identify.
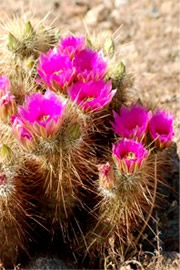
[0,17,176,268]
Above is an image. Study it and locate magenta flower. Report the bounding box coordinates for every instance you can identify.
[111,104,150,141]
[74,48,107,82]
[17,90,67,138]
[149,110,174,149]
[58,35,85,58]
[112,139,148,173]
[98,162,116,190]
[37,49,75,91]
[0,75,10,97]
[11,114,37,151]
[68,80,116,112]
[0,91,17,122]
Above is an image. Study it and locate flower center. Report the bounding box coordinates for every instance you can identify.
[81,96,94,102]
[155,126,169,135]
[38,115,50,122]
[124,152,136,160]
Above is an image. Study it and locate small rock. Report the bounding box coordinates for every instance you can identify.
[114,0,128,8]
[147,5,160,19]
[84,4,110,26]
[25,256,73,269]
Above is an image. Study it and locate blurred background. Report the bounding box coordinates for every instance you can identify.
[0,0,179,136]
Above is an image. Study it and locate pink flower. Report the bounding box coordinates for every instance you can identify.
[0,92,17,122]
[111,104,150,141]
[37,49,75,91]
[74,48,107,82]
[0,75,10,97]
[98,162,116,190]
[11,114,37,151]
[58,35,85,58]
[149,109,174,149]
[112,139,148,173]
[17,90,67,138]
[68,80,116,112]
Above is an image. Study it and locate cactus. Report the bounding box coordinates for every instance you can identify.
[0,15,177,269]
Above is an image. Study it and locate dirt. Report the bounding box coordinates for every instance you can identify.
[0,0,179,269]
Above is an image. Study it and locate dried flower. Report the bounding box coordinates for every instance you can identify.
[68,80,116,112]
[74,48,107,82]
[58,35,85,58]
[17,90,67,138]
[0,92,17,122]
[0,75,11,97]
[11,114,37,151]
[37,48,75,91]
[111,104,150,141]
[98,162,116,190]
[0,173,6,185]
[149,109,174,149]
[112,139,148,173]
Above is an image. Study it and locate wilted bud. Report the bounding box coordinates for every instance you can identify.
[7,33,19,52]
[98,162,116,190]
[0,92,17,123]
[104,38,115,57]
[0,172,7,185]
[68,122,81,141]
[23,21,34,39]
[0,144,12,163]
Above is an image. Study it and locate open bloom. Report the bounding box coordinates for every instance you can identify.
[98,162,116,190]
[37,49,75,91]
[17,90,67,138]
[0,75,10,97]
[58,35,85,58]
[11,114,37,151]
[68,80,116,112]
[74,48,107,82]
[149,109,174,148]
[111,104,150,141]
[112,139,148,173]
[0,92,17,122]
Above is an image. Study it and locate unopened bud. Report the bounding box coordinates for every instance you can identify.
[104,38,115,57]
[1,144,12,163]
[98,162,116,190]
[0,92,17,123]
[86,38,93,48]
[25,58,35,69]
[7,33,19,51]
[113,62,126,81]
[23,21,34,39]
[68,122,81,141]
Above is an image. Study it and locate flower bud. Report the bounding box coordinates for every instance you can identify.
[0,92,17,123]
[98,162,116,190]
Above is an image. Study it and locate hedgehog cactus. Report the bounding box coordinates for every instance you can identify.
[0,15,177,269]
[79,104,175,267]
